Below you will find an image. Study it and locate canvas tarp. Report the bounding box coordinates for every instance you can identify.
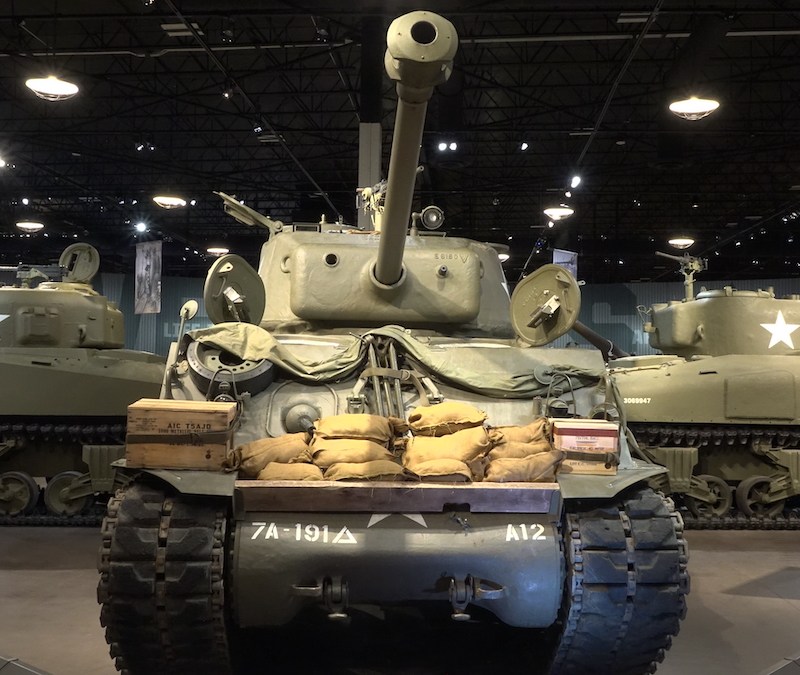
[187,323,605,399]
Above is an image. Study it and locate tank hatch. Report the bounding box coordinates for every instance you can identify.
[510,264,581,346]
[59,242,100,284]
[204,254,265,325]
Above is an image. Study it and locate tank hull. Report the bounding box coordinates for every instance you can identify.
[0,348,164,519]
[611,354,800,521]
[0,347,163,416]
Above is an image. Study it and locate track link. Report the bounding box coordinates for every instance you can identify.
[549,488,689,675]
[97,483,231,674]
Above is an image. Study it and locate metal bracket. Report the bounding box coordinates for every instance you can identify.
[449,576,473,621]
[323,576,349,622]
[449,575,506,621]
[420,376,444,404]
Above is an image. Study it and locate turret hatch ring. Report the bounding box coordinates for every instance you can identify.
[186,341,274,396]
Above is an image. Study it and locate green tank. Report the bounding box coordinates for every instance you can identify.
[606,251,800,524]
[0,243,164,520]
[97,12,688,674]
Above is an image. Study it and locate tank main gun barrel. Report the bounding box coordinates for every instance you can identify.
[373,12,457,287]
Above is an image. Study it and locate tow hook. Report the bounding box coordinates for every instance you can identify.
[449,575,506,621]
[323,576,349,622]
[290,576,350,621]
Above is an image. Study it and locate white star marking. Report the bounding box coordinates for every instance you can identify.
[367,513,427,528]
[760,310,800,349]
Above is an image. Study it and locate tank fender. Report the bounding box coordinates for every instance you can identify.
[557,464,667,500]
[114,462,236,497]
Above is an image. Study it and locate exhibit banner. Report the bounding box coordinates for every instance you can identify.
[553,248,578,279]
[135,240,162,314]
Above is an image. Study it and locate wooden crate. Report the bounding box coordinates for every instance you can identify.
[552,419,619,476]
[126,398,238,470]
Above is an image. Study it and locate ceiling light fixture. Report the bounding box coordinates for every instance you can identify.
[207,246,230,256]
[543,204,574,221]
[0,157,6,168]
[570,175,581,188]
[16,221,44,233]
[519,141,529,151]
[668,96,720,121]
[668,236,694,250]
[135,222,147,232]
[153,195,187,209]
[25,75,79,101]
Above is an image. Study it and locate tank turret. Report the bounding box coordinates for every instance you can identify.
[0,243,125,349]
[643,251,800,357]
[221,12,508,336]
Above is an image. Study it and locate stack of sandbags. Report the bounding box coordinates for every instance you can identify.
[403,402,496,482]
[306,413,407,481]
[484,418,564,483]
[232,432,322,480]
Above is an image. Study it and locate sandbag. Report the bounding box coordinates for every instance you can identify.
[308,438,396,469]
[407,401,487,436]
[492,418,549,444]
[313,413,394,444]
[236,432,310,478]
[405,458,473,482]
[484,450,565,483]
[257,462,323,481]
[403,425,492,468]
[324,460,406,481]
[487,439,552,461]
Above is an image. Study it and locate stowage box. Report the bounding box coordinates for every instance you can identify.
[125,398,238,470]
[552,419,619,475]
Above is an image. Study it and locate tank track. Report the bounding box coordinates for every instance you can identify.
[632,422,800,529]
[632,422,800,448]
[0,420,126,443]
[0,504,105,527]
[0,418,125,526]
[97,483,232,674]
[549,488,689,675]
[680,509,800,530]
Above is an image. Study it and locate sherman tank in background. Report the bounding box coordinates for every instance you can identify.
[608,251,800,526]
[0,243,165,522]
[98,12,688,675]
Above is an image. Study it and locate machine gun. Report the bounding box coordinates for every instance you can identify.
[656,250,708,301]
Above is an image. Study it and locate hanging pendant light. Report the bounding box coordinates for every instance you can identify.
[153,195,187,209]
[25,75,79,101]
[16,221,45,233]
[543,204,574,221]
[668,96,719,121]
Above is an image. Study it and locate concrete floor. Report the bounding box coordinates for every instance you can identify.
[0,527,798,675]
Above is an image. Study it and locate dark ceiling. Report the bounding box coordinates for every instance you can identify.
[1,0,799,285]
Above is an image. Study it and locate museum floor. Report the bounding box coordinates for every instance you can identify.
[0,527,798,675]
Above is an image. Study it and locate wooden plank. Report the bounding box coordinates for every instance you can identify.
[125,441,232,470]
[234,480,560,515]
